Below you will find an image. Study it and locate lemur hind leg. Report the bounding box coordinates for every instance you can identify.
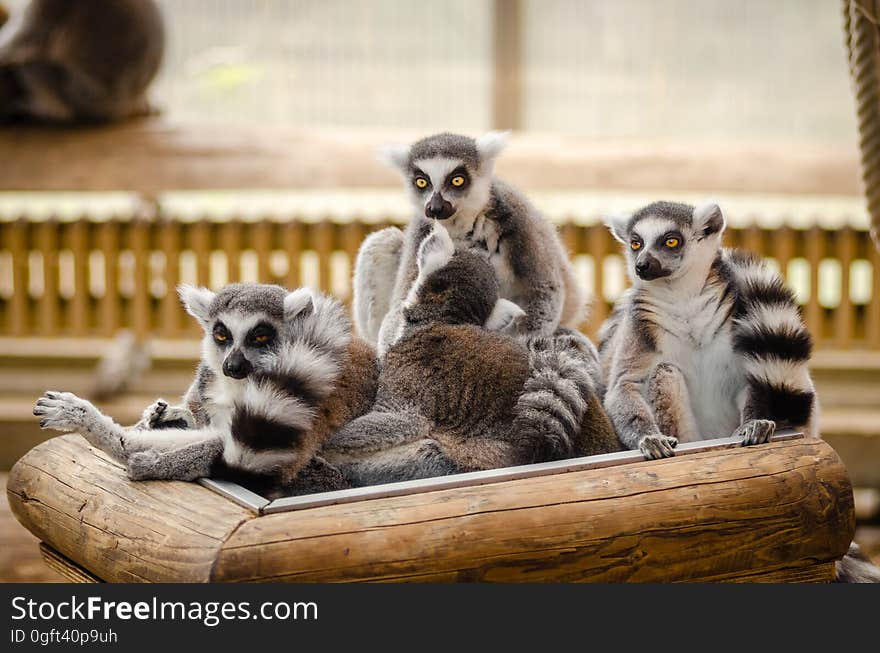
[647,363,701,443]
[352,227,404,346]
[127,436,224,481]
[323,409,432,454]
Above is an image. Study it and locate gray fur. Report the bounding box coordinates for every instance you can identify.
[0,0,164,123]
[34,283,377,498]
[326,229,617,485]
[600,200,817,459]
[363,131,586,354]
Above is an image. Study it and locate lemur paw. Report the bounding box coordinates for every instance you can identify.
[638,434,678,459]
[127,450,162,480]
[137,399,195,430]
[734,419,776,446]
[33,391,100,434]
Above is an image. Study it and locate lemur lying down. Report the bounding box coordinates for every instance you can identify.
[34,284,378,499]
[324,223,620,487]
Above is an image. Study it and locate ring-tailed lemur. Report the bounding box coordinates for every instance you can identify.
[0,0,164,123]
[599,200,880,584]
[354,131,587,355]
[34,283,378,499]
[325,223,619,486]
[599,200,817,459]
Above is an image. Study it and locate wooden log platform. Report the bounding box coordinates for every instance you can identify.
[6,433,855,583]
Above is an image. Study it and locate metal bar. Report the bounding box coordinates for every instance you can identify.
[257,431,805,515]
[197,478,269,513]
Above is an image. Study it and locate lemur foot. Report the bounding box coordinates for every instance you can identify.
[127,450,162,480]
[734,419,776,446]
[33,391,101,434]
[638,434,678,459]
[136,399,195,430]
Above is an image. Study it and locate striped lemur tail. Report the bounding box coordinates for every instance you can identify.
[726,250,817,434]
[512,329,619,463]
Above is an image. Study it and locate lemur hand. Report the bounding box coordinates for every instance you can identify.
[136,399,196,430]
[638,433,678,459]
[33,391,101,434]
[733,419,775,446]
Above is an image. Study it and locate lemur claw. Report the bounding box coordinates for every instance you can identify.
[734,419,776,446]
[638,434,678,460]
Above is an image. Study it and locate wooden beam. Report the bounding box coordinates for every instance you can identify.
[492,0,523,130]
[0,121,861,195]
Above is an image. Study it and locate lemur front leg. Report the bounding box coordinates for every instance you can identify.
[733,387,777,446]
[604,356,678,460]
[34,391,218,465]
[647,363,701,444]
[323,408,433,454]
[133,399,197,431]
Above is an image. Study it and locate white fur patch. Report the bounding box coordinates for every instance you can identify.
[742,357,814,393]
[284,287,314,320]
[738,302,804,336]
[475,130,510,161]
[178,285,215,325]
[485,298,525,332]
[273,340,341,393]
[378,143,411,171]
[238,382,315,432]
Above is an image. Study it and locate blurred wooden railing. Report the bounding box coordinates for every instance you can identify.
[0,216,877,348]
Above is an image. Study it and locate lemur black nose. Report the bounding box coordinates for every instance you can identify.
[425,194,454,220]
[222,350,252,379]
[635,255,664,280]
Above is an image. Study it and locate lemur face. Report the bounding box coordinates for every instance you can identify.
[380,131,510,223]
[607,201,726,284]
[178,283,315,381]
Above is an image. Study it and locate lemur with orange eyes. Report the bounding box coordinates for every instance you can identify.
[353,131,587,355]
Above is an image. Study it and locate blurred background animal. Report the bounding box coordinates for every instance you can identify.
[327,223,618,487]
[0,0,164,123]
[34,283,378,499]
[354,131,587,354]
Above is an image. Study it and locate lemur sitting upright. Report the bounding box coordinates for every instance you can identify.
[354,131,587,355]
[33,283,378,499]
[599,200,817,460]
[325,223,619,487]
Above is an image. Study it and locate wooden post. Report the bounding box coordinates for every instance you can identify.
[492,0,523,131]
[69,220,90,336]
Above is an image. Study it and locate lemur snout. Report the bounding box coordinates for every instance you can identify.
[425,193,454,220]
[635,254,667,280]
[222,349,252,379]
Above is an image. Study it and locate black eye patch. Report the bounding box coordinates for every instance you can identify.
[212,322,232,346]
[445,167,470,190]
[656,231,684,250]
[412,168,431,191]
[248,322,276,347]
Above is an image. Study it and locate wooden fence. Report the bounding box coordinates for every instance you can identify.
[0,216,878,349]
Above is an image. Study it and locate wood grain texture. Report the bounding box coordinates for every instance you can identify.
[7,435,254,583]
[0,120,860,195]
[39,544,100,583]
[214,438,854,582]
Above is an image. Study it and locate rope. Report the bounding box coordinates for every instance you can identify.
[843,0,880,248]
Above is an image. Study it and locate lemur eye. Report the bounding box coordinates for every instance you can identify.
[213,331,228,343]
[254,333,271,344]
[665,237,680,248]
[415,177,429,189]
[630,241,642,251]
[451,175,465,187]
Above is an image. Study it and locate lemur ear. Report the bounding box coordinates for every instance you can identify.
[693,201,725,237]
[177,285,215,325]
[476,130,510,163]
[416,222,455,276]
[604,213,630,244]
[485,298,526,333]
[284,287,315,320]
[377,143,411,172]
